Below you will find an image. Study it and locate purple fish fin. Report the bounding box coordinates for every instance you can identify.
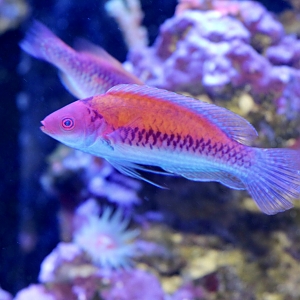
[162,166,245,189]
[107,159,169,189]
[244,148,300,214]
[58,71,84,99]
[74,39,143,85]
[74,38,123,68]
[107,84,257,145]
[19,20,63,61]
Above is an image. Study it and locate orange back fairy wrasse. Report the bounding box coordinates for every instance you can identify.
[40,84,300,215]
[20,21,143,98]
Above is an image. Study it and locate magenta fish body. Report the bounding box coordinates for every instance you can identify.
[40,84,300,215]
[20,21,143,98]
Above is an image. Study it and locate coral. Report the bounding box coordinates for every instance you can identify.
[171,282,206,300]
[19,218,300,299]
[0,288,12,300]
[38,240,129,298]
[129,10,251,95]
[14,283,83,300]
[14,284,57,300]
[38,202,140,281]
[266,35,300,68]
[176,0,285,45]
[105,0,148,49]
[73,198,101,233]
[37,241,105,299]
[73,206,139,269]
[38,242,88,283]
[101,269,165,300]
[127,0,300,117]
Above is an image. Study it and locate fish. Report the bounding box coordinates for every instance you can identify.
[19,21,143,99]
[40,84,300,215]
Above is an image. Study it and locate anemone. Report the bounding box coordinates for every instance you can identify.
[73,206,139,269]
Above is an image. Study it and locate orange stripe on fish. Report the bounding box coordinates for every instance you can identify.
[40,84,300,215]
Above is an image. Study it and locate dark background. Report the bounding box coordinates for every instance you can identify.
[0,0,291,294]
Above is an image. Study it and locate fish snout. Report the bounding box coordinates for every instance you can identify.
[40,120,46,132]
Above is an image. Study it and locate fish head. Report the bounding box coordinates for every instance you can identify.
[40,99,102,150]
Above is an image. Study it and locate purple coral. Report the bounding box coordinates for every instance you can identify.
[226,39,287,95]
[101,269,165,300]
[38,242,86,283]
[37,240,105,299]
[238,1,284,43]
[176,1,285,43]
[14,284,56,300]
[266,35,300,68]
[129,10,251,95]
[172,282,206,300]
[0,288,12,300]
[127,0,300,116]
[14,283,81,300]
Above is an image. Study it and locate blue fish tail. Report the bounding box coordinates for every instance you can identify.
[245,148,300,214]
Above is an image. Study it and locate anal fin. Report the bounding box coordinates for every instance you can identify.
[162,166,245,190]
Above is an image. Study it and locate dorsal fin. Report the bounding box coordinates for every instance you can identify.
[74,38,123,68]
[107,84,258,145]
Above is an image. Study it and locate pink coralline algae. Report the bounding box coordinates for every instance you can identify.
[171,282,206,300]
[101,269,165,300]
[14,281,94,300]
[34,242,100,299]
[126,0,300,117]
[14,284,57,300]
[38,242,87,283]
[175,0,284,44]
[0,288,12,300]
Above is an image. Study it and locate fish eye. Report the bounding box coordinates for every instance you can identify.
[61,117,75,131]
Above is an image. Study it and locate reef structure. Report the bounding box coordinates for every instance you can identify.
[125,0,300,118]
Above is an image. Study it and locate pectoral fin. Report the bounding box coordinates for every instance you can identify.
[106,159,170,189]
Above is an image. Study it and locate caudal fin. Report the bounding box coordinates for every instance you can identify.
[245,148,300,215]
[19,21,66,62]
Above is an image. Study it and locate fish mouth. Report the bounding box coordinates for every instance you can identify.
[40,120,46,132]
